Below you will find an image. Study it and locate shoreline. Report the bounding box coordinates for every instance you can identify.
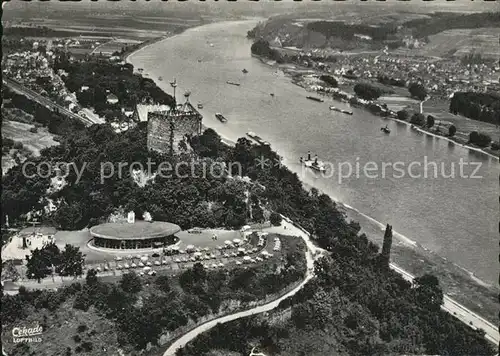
[125,32,184,64]
[125,31,498,326]
[391,115,499,160]
[253,54,499,161]
[121,35,171,62]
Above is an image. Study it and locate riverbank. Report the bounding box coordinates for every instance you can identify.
[252,53,499,160]
[120,35,171,62]
[126,29,498,327]
[391,115,499,159]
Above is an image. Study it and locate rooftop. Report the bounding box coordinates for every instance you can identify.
[90,221,181,240]
[134,104,171,122]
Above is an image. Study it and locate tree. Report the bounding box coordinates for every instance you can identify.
[85,269,98,286]
[412,274,443,311]
[448,125,457,137]
[469,131,492,147]
[26,243,61,281]
[56,244,85,276]
[155,275,171,293]
[396,110,409,121]
[2,260,20,281]
[426,115,435,128]
[408,82,427,101]
[190,128,222,158]
[270,212,282,226]
[354,83,383,101]
[379,224,393,268]
[319,75,338,87]
[53,202,87,230]
[232,137,254,176]
[410,113,426,126]
[120,272,142,293]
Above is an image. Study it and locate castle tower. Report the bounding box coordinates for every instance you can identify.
[147,80,203,155]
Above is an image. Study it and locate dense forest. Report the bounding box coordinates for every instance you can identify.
[247,11,500,53]
[449,92,500,126]
[307,21,398,42]
[52,54,175,121]
[250,39,283,63]
[403,11,500,39]
[2,125,259,231]
[353,83,389,101]
[3,26,74,37]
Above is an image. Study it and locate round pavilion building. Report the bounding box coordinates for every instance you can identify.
[89,221,181,250]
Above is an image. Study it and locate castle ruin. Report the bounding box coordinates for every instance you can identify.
[147,80,203,155]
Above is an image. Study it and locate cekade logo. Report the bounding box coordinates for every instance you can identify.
[12,325,43,343]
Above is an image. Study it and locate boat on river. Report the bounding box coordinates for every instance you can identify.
[330,106,353,115]
[242,69,248,74]
[300,152,326,172]
[158,76,163,81]
[197,103,203,109]
[247,132,269,146]
[215,113,227,123]
[381,125,391,134]
[306,96,324,103]
[226,81,240,86]
[270,93,274,97]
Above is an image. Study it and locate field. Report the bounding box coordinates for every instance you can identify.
[394,27,500,59]
[91,38,144,56]
[2,120,58,156]
[1,119,59,174]
[421,98,500,142]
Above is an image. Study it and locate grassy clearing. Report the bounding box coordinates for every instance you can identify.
[2,120,58,156]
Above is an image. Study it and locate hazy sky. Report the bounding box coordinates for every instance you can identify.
[3,0,498,21]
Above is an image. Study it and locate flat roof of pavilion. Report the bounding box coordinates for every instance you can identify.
[90,221,181,241]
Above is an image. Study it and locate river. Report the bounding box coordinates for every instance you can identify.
[128,20,499,286]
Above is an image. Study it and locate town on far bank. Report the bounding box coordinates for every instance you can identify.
[1,5,499,356]
[249,12,500,156]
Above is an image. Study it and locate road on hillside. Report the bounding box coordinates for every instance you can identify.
[164,220,498,355]
[3,77,104,126]
[390,263,499,346]
[163,220,322,356]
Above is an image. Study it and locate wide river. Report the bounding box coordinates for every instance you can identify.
[129,20,499,286]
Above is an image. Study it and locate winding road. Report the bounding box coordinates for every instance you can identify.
[163,220,324,356]
[390,263,499,346]
[163,219,498,356]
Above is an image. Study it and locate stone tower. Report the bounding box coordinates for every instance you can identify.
[147,82,203,156]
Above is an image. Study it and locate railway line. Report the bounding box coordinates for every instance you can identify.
[3,77,98,127]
